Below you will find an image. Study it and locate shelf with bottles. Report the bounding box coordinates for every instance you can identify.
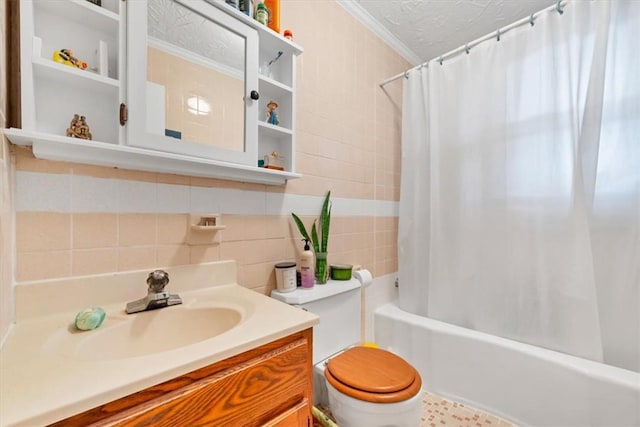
[211,1,303,53]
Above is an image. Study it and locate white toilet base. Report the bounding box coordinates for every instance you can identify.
[326,381,423,427]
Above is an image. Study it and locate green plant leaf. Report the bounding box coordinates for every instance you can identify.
[322,204,331,252]
[291,213,311,242]
[311,220,320,253]
[320,191,331,252]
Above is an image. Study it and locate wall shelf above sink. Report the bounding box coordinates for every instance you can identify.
[4,129,302,185]
[12,0,303,186]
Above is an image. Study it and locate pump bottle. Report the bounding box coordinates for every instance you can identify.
[300,239,314,289]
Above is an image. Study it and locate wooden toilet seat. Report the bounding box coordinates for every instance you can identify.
[324,346,422,403]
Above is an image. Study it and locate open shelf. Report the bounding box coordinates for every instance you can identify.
[258,75,293,93]
[35,0,120,34]
[33,57,119,93]
[4,129,301,185]
[258,121,293,138]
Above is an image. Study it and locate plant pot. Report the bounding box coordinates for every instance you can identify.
[315,252,328,284]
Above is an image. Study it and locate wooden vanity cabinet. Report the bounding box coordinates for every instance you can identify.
[50,329,313,427]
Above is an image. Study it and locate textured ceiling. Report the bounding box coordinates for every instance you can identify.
[354,0,557,63]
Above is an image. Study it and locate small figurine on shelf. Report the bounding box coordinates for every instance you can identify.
[66,114,80,137]
[266,100,279,126]
[53,49,88,70]
[66,114,92,140]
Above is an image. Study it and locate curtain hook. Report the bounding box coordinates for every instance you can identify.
[529,13,535,26]
[404,71,409,79]
[556,0,564,15]
[464,43,470,54]
[438,56,444,66]
[496,29,501,42]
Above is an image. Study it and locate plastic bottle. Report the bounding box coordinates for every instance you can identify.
[255,2,268,26]
[300,239,314,289]
[239,0,253,17]
[264,0,280,33]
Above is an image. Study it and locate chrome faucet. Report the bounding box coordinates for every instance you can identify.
[125,270,182,314]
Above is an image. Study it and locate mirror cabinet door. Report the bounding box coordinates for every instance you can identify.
[126,0,259,165]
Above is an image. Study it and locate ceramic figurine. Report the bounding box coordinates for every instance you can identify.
[66,114,80,137]
[66,114,92,140]
[266,100,279,126]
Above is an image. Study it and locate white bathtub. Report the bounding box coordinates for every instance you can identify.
[374,303,640,427]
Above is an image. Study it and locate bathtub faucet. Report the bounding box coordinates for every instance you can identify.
[125,270,182,314]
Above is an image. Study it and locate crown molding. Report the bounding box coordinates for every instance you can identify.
[336,0,422,66]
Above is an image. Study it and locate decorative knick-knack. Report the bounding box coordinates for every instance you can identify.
[66,114,92,140]
[266,100,279,125]
[53,49,88,70]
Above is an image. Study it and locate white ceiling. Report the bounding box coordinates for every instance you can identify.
[343,0,557,64]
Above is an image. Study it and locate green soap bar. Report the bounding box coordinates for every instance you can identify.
[74,307,106,331]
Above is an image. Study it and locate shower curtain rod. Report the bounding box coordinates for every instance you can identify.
[379,0,568,88]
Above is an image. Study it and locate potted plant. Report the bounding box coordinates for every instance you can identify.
[291,191,331,284]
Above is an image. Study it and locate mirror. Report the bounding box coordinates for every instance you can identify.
[127,0,258,165]
[146,0,245,151]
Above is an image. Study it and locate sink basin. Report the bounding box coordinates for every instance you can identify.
[46,305,243,360]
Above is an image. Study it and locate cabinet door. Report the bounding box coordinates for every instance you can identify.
[126,0,259,166]
[263,400,311,427]
[93,337,311,427]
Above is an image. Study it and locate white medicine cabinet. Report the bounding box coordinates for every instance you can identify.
[5,0,303,185]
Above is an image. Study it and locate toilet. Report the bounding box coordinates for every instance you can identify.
[271,273,422,427]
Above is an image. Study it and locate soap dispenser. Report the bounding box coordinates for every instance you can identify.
[300,239,314,289]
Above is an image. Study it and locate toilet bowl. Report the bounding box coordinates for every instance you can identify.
[271,276,422,426]
[319,346,423,427]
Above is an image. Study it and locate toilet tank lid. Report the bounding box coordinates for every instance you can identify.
[270,278,360,304]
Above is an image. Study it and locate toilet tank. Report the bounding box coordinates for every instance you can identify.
[271,278,361,364]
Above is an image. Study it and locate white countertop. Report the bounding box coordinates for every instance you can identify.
[0,262,319,427]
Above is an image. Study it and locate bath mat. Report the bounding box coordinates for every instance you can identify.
[311,391,516,426]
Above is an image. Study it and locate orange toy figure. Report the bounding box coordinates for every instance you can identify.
[53,49,88,70]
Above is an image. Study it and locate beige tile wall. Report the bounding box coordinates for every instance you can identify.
[14,210,396,294]
[12,1,408,298]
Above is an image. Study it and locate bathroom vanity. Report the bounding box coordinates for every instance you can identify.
[51,329,313,426]
[0,261,318,426]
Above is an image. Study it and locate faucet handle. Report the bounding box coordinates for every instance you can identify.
[147,270,170,293]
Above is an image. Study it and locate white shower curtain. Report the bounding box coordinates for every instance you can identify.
[398,0,639,368]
